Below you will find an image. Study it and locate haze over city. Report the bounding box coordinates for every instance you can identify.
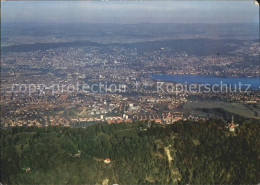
[2,1,259,23]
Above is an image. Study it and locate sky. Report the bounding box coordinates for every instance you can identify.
[1,1,259,24]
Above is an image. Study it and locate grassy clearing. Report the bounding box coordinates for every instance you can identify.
[182,101,259,119]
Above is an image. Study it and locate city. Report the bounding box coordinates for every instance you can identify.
[1,35,259,127]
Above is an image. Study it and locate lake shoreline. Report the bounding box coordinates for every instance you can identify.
[150,74,259,90]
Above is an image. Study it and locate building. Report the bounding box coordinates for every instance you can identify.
[227,115,238,132]
[104,158,111,164]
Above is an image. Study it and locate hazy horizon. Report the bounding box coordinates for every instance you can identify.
[2,1,259,24]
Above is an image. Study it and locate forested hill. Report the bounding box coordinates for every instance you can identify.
[1,119,259,184]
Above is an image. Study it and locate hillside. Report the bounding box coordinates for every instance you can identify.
[1,119,259,184]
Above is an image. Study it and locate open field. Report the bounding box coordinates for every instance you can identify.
[182,101,260,119]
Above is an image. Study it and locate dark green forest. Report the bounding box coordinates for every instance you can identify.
[1,119,259,184]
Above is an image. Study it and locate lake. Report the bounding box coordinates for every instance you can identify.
[150,74,259,90]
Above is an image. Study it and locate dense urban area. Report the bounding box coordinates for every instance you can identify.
[1,24,260,128]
